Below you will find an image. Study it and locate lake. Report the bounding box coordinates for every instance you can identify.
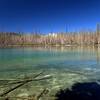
[0,46,100,98]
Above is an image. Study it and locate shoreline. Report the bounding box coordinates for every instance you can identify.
[0,44,100,48]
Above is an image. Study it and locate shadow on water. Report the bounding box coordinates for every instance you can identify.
[55,82,100,100]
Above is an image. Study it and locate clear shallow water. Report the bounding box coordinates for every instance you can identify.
[0,46,100,98]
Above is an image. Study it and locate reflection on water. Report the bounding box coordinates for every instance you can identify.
[0,46,100,98]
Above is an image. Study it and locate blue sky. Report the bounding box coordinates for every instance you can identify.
[0,0,100,33]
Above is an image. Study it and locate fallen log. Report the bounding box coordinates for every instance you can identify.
[37,88,49,100]
[0,74,52,97]
[0,71,44,86]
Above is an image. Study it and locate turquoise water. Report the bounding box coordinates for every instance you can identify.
[0,46,100,97]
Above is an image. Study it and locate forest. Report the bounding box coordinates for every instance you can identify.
[0,24,100,47]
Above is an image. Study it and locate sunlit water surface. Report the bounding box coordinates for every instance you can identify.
[0,46,100,98]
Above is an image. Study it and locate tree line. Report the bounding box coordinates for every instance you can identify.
[0,25,100,47]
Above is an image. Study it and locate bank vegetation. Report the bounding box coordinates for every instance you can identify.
[0,24,100,47]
